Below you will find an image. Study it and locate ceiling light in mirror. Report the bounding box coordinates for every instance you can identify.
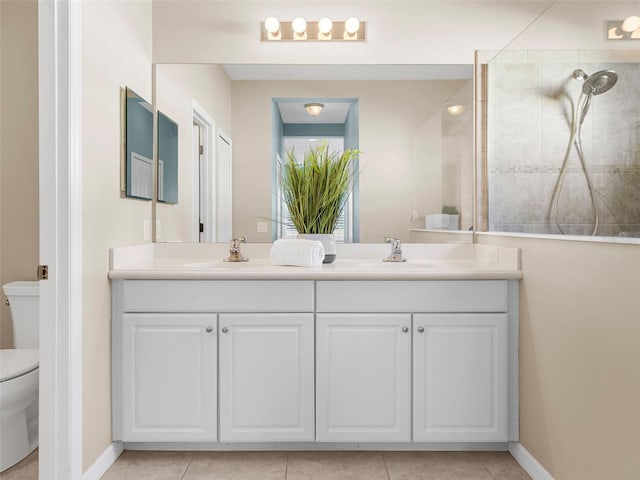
[447,105,466,115]
[304,102,324,116]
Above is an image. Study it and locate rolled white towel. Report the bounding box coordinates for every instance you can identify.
[269,239,325,267]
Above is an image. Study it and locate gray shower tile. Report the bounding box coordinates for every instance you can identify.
[528,50,579,64]
[491,63,540,97]
[488,173,545,225]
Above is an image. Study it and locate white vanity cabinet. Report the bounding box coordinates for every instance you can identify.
[413,313,508,442]
[112,276,518,447]
[316,314,412,442]
[112,279,315,444]
[120,313,218,442]
[218,313,315,442]
[316,280,516,444]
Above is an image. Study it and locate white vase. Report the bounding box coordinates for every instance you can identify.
[297,233,336,264]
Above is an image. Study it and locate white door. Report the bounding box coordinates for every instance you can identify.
[218,313,314,442]
[216,131,232,242]
[316,314,411,442]
[121,314,217,442]
[413,313,508,442]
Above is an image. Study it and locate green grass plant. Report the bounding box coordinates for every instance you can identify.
[282,145,359,234]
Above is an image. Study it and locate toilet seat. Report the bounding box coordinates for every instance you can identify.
[0,349,39,382]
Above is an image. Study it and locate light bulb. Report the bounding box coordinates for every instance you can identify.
[318,17,333,34]
[622,15,640,32]
[264,17,280,34]
[447,105,466,116]
[292,17,307,34]
[344,17,360,34]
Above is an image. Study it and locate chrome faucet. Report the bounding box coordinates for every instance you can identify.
[223,237,249,262]
[383,236,406,262]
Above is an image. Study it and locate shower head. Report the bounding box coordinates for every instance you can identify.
[573,69,618,95]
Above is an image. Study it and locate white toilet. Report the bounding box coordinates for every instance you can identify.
[0,281,39,472]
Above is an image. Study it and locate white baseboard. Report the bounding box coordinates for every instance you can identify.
[83,441,123,480]
[509,442,554,480]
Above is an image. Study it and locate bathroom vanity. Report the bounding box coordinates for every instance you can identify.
[109,243,521,450]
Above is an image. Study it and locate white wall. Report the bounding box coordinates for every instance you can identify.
[155,63,232,242]
[152,1,640,65]
[0,0,39,349]
[231,80,466,242]
[81,0,153,471]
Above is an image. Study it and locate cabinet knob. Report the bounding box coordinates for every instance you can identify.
[402,326,409,333]
[205,326,213,333]
[222,327,228,333]
[417,326,425,333]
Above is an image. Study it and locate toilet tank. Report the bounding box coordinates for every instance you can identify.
[2,281,39,348]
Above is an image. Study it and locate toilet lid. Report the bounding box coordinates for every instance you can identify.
[0,349,39,382]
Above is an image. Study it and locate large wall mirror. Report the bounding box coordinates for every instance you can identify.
[476,49,640,241]
[153,64,474,244]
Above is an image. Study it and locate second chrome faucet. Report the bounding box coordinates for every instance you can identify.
[383,236,406,262]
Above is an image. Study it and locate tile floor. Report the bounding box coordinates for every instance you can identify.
[0,450,533,480]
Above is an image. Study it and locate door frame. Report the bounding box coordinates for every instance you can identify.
[215,129,232,242]
[191,100,216,242]
[38,0,83,478]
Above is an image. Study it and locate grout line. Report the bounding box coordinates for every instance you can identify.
[476,452,498,480]
[178,453,194,480]
[381,452,392,480]
[284,451,290,480]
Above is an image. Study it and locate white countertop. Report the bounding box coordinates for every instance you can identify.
[109,243,522,281]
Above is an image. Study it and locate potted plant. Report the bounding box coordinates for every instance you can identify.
[281,144,359,263]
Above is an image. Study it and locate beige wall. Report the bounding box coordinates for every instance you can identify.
[152,1,639,65]
[231,80,466,243]
[478,234,640,480]
[155,63,232,242]
[81,0,153,471]
[0,0,39,349]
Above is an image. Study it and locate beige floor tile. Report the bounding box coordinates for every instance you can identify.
[182,451,287,480]
[383,451,493,480]
[286,451,389,480]
[476,452,532,480]
[0,449,38,480]
[101,450,192,480]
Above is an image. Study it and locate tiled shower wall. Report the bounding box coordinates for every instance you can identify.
[486,50,640,237]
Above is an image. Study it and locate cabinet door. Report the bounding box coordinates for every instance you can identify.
[316,314,411,442]
[219,313,314,442]
[121,314,217,442]
[413,313,508,442]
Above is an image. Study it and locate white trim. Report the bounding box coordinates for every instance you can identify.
[475,230,640,246]
[215,129,232,242]
[509,442,555,480]
[82,442,123,480]
[38,0,83,478]
[192,99,216,242]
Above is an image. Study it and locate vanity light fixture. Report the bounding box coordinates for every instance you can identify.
[261,17,365,41]
[447,105,466,116]
[305,103,324,116]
